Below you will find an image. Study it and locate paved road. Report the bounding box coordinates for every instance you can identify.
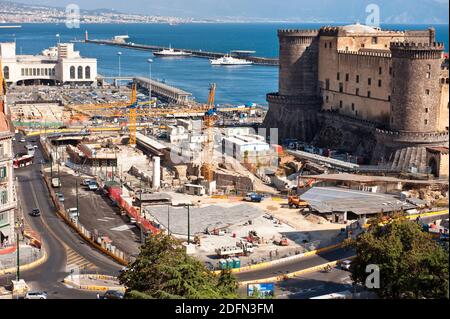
[235,247,355,282]
[57,170,141,257]
[276,268,355,299]
[0,134,122,299]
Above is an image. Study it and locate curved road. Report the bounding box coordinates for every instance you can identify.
[1,135,122,299]
[235,247,355,282]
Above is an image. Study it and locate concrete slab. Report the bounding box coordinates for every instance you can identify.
[144,203,264,236]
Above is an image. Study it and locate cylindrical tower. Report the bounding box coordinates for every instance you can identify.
[278,29,319,96]
[390,42,444,132]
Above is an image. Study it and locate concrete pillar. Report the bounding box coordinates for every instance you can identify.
[153,156,161,189]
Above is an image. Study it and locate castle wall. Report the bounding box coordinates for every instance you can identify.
[319,47,392,124]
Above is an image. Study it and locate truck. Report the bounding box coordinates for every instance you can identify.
[51,177,61,188]
[288,195,308,209]
[244,192,263,203]
[215,242,254,257]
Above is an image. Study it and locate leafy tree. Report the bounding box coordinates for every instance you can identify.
[348,218,449,299]
[118,232,239,299]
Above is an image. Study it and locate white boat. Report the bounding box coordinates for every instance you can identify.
[210,55,253,65]
[153,45,191,56]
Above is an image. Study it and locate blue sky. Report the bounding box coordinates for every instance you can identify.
[8,0,450,23]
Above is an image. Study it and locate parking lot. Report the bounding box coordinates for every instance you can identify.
[54,169,141,257]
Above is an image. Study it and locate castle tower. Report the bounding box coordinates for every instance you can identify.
[263,29,321,142]
[278,29,319,96]
[390,42,445,133]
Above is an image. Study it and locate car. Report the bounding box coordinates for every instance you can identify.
[340,260,352,271]
[30,208,41,217]
[204,261,215,271]
[100,290,124,299]
[33,145,39,149]
[82,179,92,186]
[87,181,98,191]
[243,193,263,203]
[118,266,129,275]
[56,193,65,202]
[24,291,47,299]
[20,138,26,143]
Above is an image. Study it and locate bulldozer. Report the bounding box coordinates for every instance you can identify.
[288,195,308,209]
[274,236,289,246]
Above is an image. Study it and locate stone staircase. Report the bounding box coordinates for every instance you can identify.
[390,147,428,173]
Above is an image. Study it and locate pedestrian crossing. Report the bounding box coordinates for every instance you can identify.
[22,221,41,246]
[65,247,98,272]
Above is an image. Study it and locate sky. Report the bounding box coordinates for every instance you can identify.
[7,0,450,23]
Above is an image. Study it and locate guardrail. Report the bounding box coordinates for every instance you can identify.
[41,172,129,266]
[238,256,355,286]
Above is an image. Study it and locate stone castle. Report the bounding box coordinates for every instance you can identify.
[264,23,449,177]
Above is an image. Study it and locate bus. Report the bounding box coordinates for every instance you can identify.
[13,154,34,169]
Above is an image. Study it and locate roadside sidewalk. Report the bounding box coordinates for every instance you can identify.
[63,274,125,292]
[0,244,43,275]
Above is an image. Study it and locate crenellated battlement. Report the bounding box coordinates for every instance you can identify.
[375,128,449,144]
[278,29,319,37]
[390,42,444,59]
[319,26,340,36]
[390,41,445,50]
[337,50,391,58]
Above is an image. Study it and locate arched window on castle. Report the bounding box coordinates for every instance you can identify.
[70,66,75,79]
[77,66,83,79]
[3,66,9,80]
[85,66,91,79]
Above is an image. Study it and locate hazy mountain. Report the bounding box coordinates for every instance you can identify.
[2,0,449,23]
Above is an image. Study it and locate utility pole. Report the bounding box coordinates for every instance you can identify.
[187,204,191,244]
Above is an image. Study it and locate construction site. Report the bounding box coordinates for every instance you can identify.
[2,50,448,270]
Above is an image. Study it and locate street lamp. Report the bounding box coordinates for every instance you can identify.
[14,221,20,281]
[147,58,153,107]
[167,204,170,235]
[117,52,122,90]
[186,204,191,244]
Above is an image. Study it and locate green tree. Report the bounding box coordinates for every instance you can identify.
[348,218,449,299]
[118,232,239,299]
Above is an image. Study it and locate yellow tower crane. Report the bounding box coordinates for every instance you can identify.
[201,83,218,183]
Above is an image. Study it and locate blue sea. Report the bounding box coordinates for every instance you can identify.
[1,23,448,105]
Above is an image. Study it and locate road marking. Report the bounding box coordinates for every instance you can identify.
[110,225,135,232]
[65,247,98,271]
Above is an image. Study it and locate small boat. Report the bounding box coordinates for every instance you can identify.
[210,55,253,65]
[153,45,191,57]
